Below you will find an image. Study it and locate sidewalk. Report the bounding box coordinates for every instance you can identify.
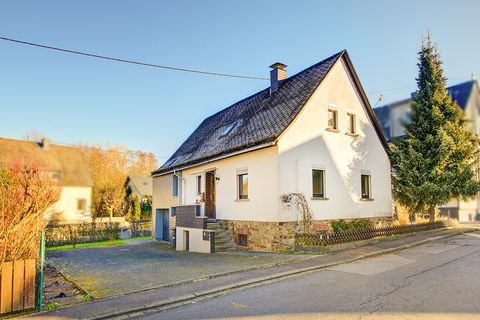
[26,227,476,320]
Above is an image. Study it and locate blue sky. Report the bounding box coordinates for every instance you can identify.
[1,0,479,164]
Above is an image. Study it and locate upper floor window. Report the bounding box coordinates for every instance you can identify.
[238,172,248,200]
[347,112,356,134]
[220,120,240,138]
[361,174,372,199]
[172,175,179,197]
[312,169,326,199]
[328,109,338,130]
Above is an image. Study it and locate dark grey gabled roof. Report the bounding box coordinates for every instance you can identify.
[154,50,388,175]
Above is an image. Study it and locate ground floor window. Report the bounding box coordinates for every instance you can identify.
[312,169,326,198]
[238,172,248,200]
[361,174,372,199]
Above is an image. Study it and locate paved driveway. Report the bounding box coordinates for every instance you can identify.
[47,240,307,298]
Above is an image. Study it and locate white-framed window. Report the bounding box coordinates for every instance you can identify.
[172,175,179,197]
[328,108,338,130]
[312,169,326,198]
[196,175,202,195]
[237,170,248,200]
[347,112,356,134]
[361,174,372,199]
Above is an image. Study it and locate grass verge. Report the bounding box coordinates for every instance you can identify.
[46,236,151,252]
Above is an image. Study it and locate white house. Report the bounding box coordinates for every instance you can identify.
[152,50,392,252]
[0,137,93,223]
[374,80,480,222]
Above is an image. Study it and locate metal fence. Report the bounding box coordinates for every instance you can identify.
[295,221,451,247]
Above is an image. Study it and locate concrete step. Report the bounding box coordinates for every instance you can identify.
[206,221,237,252]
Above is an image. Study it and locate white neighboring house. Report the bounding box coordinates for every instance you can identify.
[0,137,93,223]
[374,80,480,222]
[152,50,392,252]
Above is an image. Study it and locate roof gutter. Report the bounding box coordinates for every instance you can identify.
[152,142,276,177]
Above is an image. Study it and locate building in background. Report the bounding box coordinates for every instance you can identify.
[0,137,93,223]
[374,80,480,222]
[125,175,152,203]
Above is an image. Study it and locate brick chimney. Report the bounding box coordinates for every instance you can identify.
[41,138,50,151]
[270,62,287,94]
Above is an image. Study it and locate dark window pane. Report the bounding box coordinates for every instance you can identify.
[238,173,248,199]
[361,174,371,199]
[328,110,338,129]
[312,169,325,198]
[197,175,201,194]
[348,113,356,133]
[172,175,178,196]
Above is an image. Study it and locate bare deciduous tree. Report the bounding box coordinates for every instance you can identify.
[281,193,313,233]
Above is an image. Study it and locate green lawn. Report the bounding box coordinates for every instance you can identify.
[46,236,152,252]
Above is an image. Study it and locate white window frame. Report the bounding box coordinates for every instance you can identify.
[327,107,339,131]
[311,168,327,199]
[361,173,372,200]
[236,168,249,201]
[347,112,356,134]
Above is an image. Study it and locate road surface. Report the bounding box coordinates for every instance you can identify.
[134,232,480,320]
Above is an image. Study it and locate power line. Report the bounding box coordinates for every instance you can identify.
[0,35,269,81]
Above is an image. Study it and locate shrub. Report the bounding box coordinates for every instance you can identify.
[331,219,352,233]
[331,218,370,233]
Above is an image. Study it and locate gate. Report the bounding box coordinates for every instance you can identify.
[0,259,36,314]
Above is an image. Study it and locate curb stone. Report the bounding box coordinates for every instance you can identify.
[90,228,474,320]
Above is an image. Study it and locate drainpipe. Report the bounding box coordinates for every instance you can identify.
[173,170,185,205]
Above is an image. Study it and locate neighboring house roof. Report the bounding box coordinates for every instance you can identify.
[446,80,476,110]
[374,80,478,141]
[372,105,391,142]
[154,50,388,175]
[0,137,92,186]
[126,175,152,197]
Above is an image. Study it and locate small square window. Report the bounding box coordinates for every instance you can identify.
[328,109,338,130]
[312,169,325,198]
[170,207,176,217]
[77,199,87,212]
[196,175,202,195]
[361,174,372,199]
[238,173,248,200]
[238,234,248,246]
[347,113,356,134]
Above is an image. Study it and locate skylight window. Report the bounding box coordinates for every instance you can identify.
[220,120,240,137]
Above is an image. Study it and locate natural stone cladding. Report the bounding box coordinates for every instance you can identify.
[221,216,393,252]
[221,220,297,251]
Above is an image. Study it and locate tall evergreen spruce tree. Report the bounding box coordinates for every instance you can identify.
[391,34,480,221]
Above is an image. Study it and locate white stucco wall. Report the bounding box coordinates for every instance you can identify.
[176,227,212,253]
[277,57,392,221]
[181,147,280,222]
[50,186,92,221]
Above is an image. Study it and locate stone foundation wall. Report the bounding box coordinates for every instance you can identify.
[220,216,393,252]
[221,220,297,251]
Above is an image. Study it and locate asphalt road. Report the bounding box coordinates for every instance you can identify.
[137,232,480,320]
